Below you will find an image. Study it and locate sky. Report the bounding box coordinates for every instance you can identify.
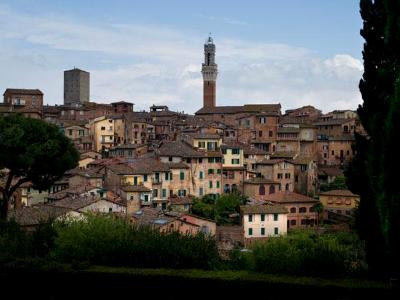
[0,0,364,114]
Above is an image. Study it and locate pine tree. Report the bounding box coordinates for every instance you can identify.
[347,0,400,276]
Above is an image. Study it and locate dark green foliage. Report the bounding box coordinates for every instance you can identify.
[320,175,348,192]
[346,0,400,276]
[191,193,248,225]
[0,114,79,219]
[51,214,220,269]
[231,231,367,278]
[0,219,58,264]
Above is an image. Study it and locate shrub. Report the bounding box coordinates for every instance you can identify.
[51,214,220,270]
[237,230,367,278]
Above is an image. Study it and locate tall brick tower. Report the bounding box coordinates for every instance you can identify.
[202,35,218,108]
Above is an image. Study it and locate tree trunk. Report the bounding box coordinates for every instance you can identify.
[0,192,9,220]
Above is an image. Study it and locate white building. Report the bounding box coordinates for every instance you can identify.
[240,204,288,245]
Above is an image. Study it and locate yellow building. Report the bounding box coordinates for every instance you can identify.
[90,116,125,152]
[319,189,359,216]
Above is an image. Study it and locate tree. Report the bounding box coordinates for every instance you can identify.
[346,0,400,276]
[312,202,324,227]
[0,114,79,219]
[320,175,348,192]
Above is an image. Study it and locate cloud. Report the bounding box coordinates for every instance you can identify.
[0,5,363,114]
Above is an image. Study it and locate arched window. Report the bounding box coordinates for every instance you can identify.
[299,207,307,213]
[269,185,275,194]
[290,207,296,213]
[224,184,230,193]
[259,185,265,195]
[290,220,296,226]
[285,183,289,191]
[309,206,315,212]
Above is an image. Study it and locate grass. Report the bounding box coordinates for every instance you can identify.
[84,265,388,290]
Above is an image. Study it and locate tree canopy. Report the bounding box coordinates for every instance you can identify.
[346,0,400,276]
[0,114,79,219]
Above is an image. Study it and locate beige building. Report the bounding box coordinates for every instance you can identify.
[319,189,360,216]
[240,204,288,246]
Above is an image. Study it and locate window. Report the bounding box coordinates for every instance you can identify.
[248,214,253,222]
[273,214,278,221]
[216,181,220,188]
[101,126,105,131]
[258,131,262,137]
[153,189,158,197]
[169,156,173,162]
[248,228,253,236]
[231,159,240,164]
[285,183,289,191]
[331,150,335,155]
[208,169,214,174]
[259,185,265,195]
[290,207,296,213]
[209,181,213,188]
[199,158,203,163]
[261,214,265,222]
[299,207,307,213]
[269,131,273,137]
[222,148,227,154]
[269,185,275,194]
[162,189,167,198]
[261,228,265,235]
[198,141,205,148]
[217,169,221,174]
[274,227,279,235]
[285,173,291,179]
[165,172,169,181]
[180,172,185,180]
[208,157,214,163]
[290,220,296,226]
[232,148,240,155]
[178,189,186,197]
[144,174,148,182]
[128,150,132,157]
[199,187,204,196]
[277,173,283,179]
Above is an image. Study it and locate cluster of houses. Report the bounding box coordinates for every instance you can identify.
[1,37,362,249]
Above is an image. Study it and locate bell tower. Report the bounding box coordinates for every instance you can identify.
[202,35,218,108]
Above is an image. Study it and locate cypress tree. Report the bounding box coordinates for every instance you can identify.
[346,0,400,276]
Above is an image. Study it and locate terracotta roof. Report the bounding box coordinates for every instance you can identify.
[290,156,315,165]
[318,167,343,177]
[258,158,292,165]
[121,185,151,192]
[170,196,193,205]
[263,192,318,203]
[3,88,43,95]
[270,151,297,159]
[50,196,98,210]
[240,204,288,214]
[8,205,71,226]
[319,189,359,197]
[106,164,136,175]
[185,133,221,139]
[131,207,176,226]
[158,141,202,158]
[196,104,281,115]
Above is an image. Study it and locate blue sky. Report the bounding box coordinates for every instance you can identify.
[0,0,364,113]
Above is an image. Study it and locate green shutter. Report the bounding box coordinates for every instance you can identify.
[180,172,184,180]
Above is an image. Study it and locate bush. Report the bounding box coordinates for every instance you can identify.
[235,230,367,278]
[51,214,220,270]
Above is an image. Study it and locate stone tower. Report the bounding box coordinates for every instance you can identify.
[202,36,218,108]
